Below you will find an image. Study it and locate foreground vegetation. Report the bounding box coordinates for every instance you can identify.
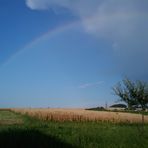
[1,109,148,148]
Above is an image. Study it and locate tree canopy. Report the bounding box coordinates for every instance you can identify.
[113,78,148,111]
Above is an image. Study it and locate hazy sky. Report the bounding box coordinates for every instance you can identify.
[0,0,148,108]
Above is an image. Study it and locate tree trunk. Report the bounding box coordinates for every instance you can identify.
[141,111,144,133]
[142,113,144,125]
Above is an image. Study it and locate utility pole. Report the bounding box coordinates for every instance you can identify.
[105,101,108,109]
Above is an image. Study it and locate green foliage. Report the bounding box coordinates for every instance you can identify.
[86,106,106,111]
[134,80,148,110]
[1,110,148,148]
[110,104,127,108]
[113,78,148,110]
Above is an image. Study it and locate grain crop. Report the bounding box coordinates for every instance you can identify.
[11,108,148,123]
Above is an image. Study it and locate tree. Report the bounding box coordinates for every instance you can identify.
[113,78,148,125]
[113,78,148,110]
[134,80,148,111]
[110,104,127,108]
[132,80,148,125]
[112,78,137,110]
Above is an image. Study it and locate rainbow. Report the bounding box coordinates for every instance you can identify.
[2,10,146,67]
[2,20,81,67]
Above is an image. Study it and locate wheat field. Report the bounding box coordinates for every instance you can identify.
[10,108,148,123]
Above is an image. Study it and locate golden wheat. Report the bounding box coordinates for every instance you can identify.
[11,108,148,123]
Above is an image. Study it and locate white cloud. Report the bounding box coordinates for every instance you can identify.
[26,0,47,10]
[26,0,73,10]
[25,0,148,49]
[25,0,148,79]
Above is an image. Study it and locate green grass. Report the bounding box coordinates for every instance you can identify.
[0,110,148,148]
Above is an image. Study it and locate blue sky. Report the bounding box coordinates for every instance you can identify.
[0,0,148,108]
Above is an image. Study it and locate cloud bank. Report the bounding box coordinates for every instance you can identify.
[25,0,148,80]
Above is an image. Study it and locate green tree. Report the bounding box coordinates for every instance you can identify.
[112,78,137,110]
[113,78,148,125]
[134,80,148,111]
